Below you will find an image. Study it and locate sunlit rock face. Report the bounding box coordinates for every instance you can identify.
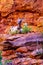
[0,0,43,14]
[0,0,43,17]
[0,0,14,12]
[14,0,43,14]
[0,0,43,33]
[0,0,14,16]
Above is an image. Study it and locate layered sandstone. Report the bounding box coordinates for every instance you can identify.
[0,0,43,65]
[0,0,43,15]
[0,33,43,65]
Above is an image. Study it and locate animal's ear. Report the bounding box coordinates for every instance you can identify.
[17,19,22,24]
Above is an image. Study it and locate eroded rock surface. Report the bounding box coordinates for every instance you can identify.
[0,0,43,33]
[0,0,43,65]
[0,0,43,14]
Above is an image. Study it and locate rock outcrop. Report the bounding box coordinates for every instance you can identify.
[0,0,43,33]
[0,33,43,65]
[0,0,43,15]
[0,0,43,65]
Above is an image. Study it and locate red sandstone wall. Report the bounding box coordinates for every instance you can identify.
[0,0,43,33]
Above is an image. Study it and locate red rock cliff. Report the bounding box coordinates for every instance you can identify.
[0,0,43,33]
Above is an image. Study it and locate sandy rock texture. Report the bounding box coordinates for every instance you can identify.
[0,0,43,33]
